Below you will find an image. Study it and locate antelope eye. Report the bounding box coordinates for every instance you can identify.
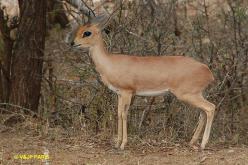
[83,31,92,38]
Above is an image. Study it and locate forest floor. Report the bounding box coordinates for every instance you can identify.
[1,128,248,165]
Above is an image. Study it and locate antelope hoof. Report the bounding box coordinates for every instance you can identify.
[120,143,125,150]
[189,138,197,146]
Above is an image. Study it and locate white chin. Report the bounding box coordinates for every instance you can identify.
[75,43,89,48]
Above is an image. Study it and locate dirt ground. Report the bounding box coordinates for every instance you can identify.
[1,130,248,165]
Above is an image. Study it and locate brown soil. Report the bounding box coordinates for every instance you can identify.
[0,130,248,165]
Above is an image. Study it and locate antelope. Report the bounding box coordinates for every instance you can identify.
[68,15,215,150]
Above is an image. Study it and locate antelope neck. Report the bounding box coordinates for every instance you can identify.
[89,38,111,74]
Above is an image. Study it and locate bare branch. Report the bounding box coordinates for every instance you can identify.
[63,0,95,18]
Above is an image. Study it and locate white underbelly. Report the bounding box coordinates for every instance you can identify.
[136,89,169,96]
[107,83,169,97]
[108,84,169,96]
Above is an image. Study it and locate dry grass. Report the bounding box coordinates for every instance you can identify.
[0,121,248,165]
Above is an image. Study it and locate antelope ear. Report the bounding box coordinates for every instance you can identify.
[65,20,80,45]
[89,14,110,30]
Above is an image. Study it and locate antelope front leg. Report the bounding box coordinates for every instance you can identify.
[119,91,132,150]
[115,94,123,148]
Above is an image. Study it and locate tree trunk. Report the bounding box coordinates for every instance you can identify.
[0,8,14,105]
[0,39,12,104]
[9,0,47,112]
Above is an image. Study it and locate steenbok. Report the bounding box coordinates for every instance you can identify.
[68,15,215,150]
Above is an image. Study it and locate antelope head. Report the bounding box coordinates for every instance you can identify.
[67,14,109,48]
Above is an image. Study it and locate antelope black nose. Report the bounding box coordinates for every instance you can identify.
[70,41,75,46]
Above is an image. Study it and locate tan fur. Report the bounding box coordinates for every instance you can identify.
[73,24,215,150]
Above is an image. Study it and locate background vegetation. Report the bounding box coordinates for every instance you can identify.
[1,0,248,147]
